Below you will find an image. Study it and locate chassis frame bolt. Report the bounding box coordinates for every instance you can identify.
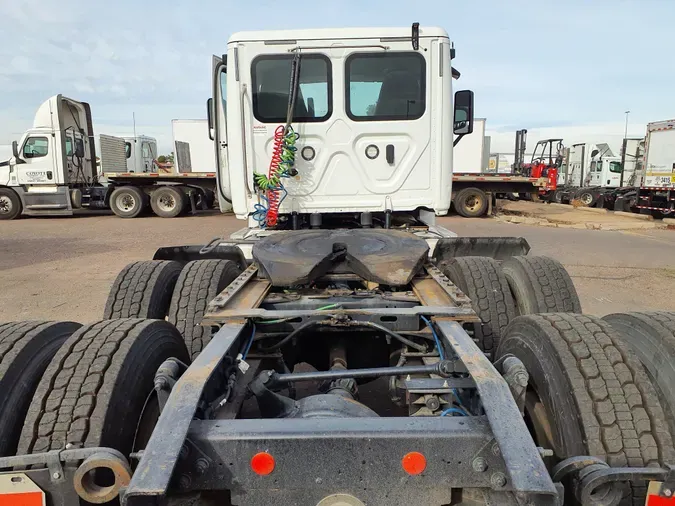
[472,457,487,473]
[491,472,507,488]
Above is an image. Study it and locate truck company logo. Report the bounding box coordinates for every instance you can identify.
[26,170,53,182]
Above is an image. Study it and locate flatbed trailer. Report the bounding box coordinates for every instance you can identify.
[451,173,550,217]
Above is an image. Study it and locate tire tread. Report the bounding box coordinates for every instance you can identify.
[104,260,183,319]
[502,256,581,314]
[440,256,515,353]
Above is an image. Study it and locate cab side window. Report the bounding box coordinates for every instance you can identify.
[23,137,49,158]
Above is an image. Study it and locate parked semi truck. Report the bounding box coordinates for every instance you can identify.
[0,95,217,219]
[2,24,674,506]
[553,122,672,216]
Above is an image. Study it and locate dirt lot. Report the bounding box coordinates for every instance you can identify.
[1,209,675,322]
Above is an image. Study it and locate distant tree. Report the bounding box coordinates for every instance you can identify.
[366,104,376,116]
[167,151,175,164]
[157,155,167,163]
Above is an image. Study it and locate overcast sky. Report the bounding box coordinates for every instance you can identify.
[1,0,673,157]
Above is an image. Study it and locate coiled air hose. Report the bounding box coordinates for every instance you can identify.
[252,52,301,228]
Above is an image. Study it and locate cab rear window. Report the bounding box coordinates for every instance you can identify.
[252,55,332,123]
[346,52,426,121]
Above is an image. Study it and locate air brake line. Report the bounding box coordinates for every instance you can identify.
[252,51,301,228]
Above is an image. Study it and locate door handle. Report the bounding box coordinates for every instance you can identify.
[386,144,395,165]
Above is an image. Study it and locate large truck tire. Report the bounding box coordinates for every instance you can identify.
[574,188,597,207]
[0,321,81,456]
[453,187,489,218]
[168,259,241,359]
[603,312,675,440]
[0,187,22,220]
[109,186,147,218]
[439,256,516,355]
[18,320,188,469]
[497,313,675,505]
[501,256,581,314]
[150,186,187,218]
[104,260,184,319]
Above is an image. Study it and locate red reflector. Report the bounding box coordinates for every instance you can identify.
[646,483,675,505]
[401,452,426,475]
[251,452,275,475]
[0,474,45,506]
[647,495,675,506]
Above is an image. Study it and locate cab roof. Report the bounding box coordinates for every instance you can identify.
[228,26,449,44]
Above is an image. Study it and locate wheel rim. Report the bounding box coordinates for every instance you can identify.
[465,194,484,212]
[116,193,136,212]
[580,192,593,205]
[0,195,12,214]
[157,193,176,212]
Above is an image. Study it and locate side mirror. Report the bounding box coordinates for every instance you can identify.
[206,98,214,141]
[453,90,474,135]
[12,140,20,159]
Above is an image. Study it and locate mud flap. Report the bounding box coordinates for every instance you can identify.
[433,237,530,262]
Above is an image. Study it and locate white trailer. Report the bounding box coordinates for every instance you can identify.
[635,119,675,215]
[453,118,486,173]
[0,95,217,220]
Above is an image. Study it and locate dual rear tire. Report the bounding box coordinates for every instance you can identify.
[104,258,242,359]
[498,313,675,505]
[441,255,581,354]
[109,186,191,218]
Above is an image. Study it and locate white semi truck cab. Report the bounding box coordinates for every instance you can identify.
[124,135,158,173]
[587,156,623,188]
[0,96,218,219]
[0,95,97,215]
[210,25,474,232]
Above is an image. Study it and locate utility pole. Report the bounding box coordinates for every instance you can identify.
[620,110,630,187]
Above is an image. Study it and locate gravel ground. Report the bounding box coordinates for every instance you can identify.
[1,210,674,322]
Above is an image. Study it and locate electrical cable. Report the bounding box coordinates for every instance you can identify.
[241,324,256,360]
[440,407,468,417]
[420,315,445,360]
[258,320,322,352]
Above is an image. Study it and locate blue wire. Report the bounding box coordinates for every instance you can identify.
[440,407,468,417]
[421,315,444,360]
[242,324,256,360]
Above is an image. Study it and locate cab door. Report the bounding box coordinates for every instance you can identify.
[16,135,57,185]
